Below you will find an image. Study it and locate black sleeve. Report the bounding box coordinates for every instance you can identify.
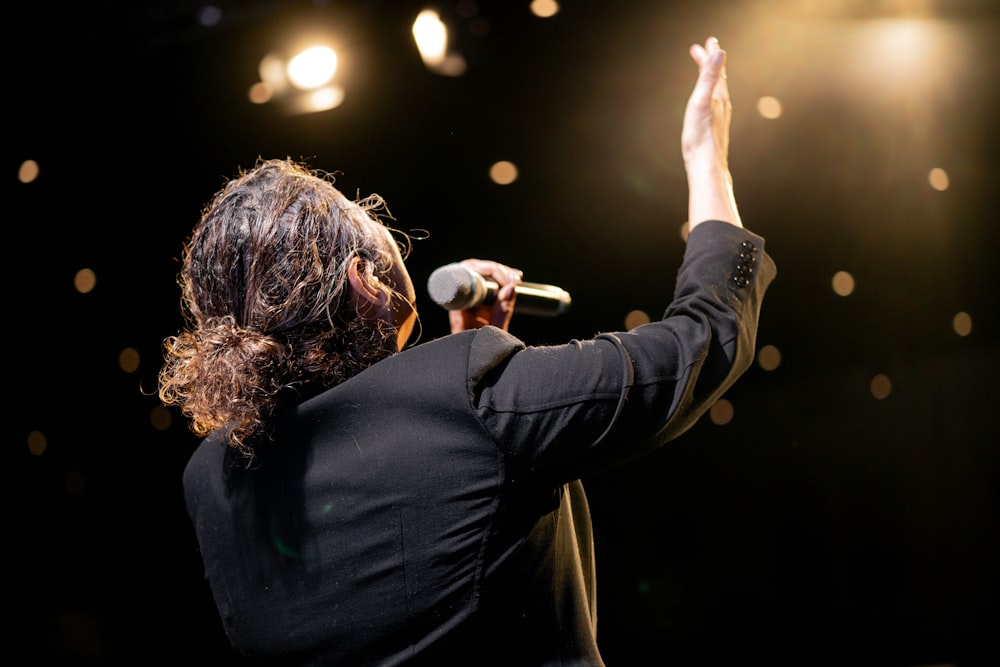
[471,221,776,484]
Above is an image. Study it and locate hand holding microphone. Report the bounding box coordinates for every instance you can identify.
[428,260,571,333]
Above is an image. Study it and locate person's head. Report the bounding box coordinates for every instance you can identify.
[158,158,417,459]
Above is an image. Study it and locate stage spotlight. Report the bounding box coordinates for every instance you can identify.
[412,9,467,77]
[253,43,345,114]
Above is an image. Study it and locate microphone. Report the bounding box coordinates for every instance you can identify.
[427,263,571,317]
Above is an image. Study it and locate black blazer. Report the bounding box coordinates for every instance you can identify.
[183,220,777,666]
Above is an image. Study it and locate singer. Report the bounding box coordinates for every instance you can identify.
[160,36,775,665]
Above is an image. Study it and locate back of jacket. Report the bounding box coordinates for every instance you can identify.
[182,221,776,665]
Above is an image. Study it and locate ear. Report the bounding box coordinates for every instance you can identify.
[346,255,389,308]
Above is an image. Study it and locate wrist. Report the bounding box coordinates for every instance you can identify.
[688,171,742,230]
[683,149,727,173]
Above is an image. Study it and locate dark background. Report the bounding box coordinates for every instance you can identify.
[9,1,999,664]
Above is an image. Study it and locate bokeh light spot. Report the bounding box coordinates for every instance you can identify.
[709,398,734,425]
[75,268,97,294]
[198,5,222,27]
[530,0,560,18]
[927,167,949,191]
[19,159,40,183]
[119,347,140,373]
[832,270,855,297]
[870,374,892,400]
[490,161,518,185]
[288,46,338,90]
[757,95,782,119]
[757,344,782,371]
[28,430,47,456]
[248,81,274,104]
[952,311,972,337]
[150,405,173,432]
[624,309,651,330]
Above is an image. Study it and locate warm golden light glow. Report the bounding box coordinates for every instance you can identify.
[288,46,338,90]
[928,167,949,191]
[757,95,783,119]
[259,53,289,93]
[119,347,141,374]
[952,311,972,337]
[757,344,782,371]
[28,430,47,456]
[295,86,345,113]
[150,405,173,432]
[625,309,651,330]
[831,271,855,297]
[255,43,344,114]
[248,81,274,105]
[18,160,40,184]
[412,9,466,76]
[74,268,97,294]
[489,160,519,185]
[709,399,734,425]
[413,10,447,64]
[530,0,560,18]
[870,373,892,400]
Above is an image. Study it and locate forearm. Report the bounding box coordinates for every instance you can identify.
[686,157,742,230]
[681,37,741,232]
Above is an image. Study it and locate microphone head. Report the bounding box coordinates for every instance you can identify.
[427,263,489,310]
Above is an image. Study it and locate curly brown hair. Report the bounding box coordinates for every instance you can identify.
[158,158,411,461]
